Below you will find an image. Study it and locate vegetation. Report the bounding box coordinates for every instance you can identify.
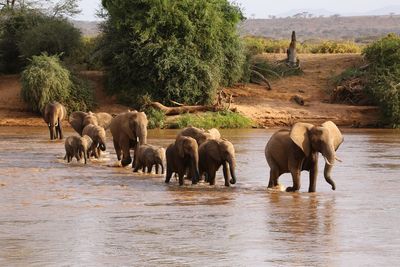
[169,111,253,129]
[0,2,84,74]
[100,0,245,107]
[362,34,400,127]
[243,37,362,55]
[21,54,94,113]
[145,108,166,129]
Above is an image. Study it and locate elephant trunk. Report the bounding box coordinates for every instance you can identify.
[138,126,147,145]
[228,157,237,185]
[49,126,55,140]
[322,145,336,190]
[191,151,200,183]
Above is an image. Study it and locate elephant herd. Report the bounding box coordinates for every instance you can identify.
[43,101,344,192]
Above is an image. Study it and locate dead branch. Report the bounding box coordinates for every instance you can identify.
[150,102,216,115]
[250,70,272,90]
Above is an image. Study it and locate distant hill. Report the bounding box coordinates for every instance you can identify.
[71,20,100,36]
[239,15,400,42]
[72,15,400,42]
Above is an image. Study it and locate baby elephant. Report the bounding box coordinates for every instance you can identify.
[199,139,237,186]
[133,144,166,174]
[82,124,107,158]
[64,135,93,164]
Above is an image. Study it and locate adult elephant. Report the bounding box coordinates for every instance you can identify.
[177,126,221,146]
[110,111,148,166]
[69,111,113,135]
[265,121,343,192]
[43,102,67,140]
[199,139,237,186]
[165,136,200,186]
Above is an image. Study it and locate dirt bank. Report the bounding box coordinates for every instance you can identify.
[0,54,380,128]
[225,53,380,127]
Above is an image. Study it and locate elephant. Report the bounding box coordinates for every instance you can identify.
[64,135,93,164]
[133,144,166,174]
[82,124,107,158]
[110,111,148,166]
[69,111,113,135]
[265,121,344,192]
[165,136,200,186]
[43,102,67,140]
[177,126,221,146]
[198,139,237,186]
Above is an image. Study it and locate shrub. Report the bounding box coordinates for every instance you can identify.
[310,41,361,54]
[170,111,253,129]
[67,36,103,70]
[18,18,81,60]
[362,34,400,126]
[21,54,94,113]
[100,0,245,107]
[21,54,71,112]
[145,107,166,129]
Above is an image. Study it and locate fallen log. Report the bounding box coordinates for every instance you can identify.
[150,102,216,115]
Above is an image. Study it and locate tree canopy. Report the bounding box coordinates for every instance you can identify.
[100,0,245,107]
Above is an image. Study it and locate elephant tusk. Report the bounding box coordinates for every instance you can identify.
[335,155,343,163]
[323,156,334,166]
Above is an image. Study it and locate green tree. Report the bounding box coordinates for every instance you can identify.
[100,0,245,108]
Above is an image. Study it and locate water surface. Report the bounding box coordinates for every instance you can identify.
[0,127,399,266]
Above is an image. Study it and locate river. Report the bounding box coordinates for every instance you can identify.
[0,127,399,266]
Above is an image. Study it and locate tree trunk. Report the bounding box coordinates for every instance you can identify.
[287,31,298,67]
[150,102,216,116]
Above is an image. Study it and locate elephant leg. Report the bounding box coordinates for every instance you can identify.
[96,147,101,158]
[142,166,146,173]
[165,166,172,183]
[268,168,280,188]
[147,164,153,174]
[120,137,132,166]
[113,138,122,161]
[208,169,217,186]
[58,119,63,139]
[286,169,301,192]
[222,162,230,187]
[178,171,185,186]
[161,164,164,175]
[155,164,159,174]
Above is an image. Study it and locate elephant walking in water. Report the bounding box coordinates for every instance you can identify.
[265,121,344,192]
[43,102,67,140]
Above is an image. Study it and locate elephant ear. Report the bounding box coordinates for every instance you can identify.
[289,122,314,157]
[175,136,186,158]
[322,121,344,151]
[69,112,86,135]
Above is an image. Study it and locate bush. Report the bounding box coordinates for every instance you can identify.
[101,0,245,107]
[362,34,400,126]
[21,54,72,112]
[21,54,94,113]
[0,9,83,74]
[67,36,103,70]
[170,111,253,129]
[0,9,46,73]
[310,41,361,54]
[18,19,81,60]
[145,108,166,129]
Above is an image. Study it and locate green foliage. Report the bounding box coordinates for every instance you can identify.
[170,111,253,129]
[0,9,46,73]
[242,37,362,55]
[100,0,245,107]
[331,67,365,85]
[67,36,103,70]
[18,18,81,60]
[310,41,361,54]
[362,34,400,126]
[145,107,166,129]
[21,54,94,113]
[0,8,83,74]
[21,54,71,112]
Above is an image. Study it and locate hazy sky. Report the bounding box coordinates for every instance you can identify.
[75,0,400,20]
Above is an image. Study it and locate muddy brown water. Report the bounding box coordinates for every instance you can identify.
[0,127,399,266]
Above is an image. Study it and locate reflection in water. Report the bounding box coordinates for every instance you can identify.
[0,127,399,266]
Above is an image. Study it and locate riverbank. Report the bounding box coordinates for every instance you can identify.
[0,54,380,128]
